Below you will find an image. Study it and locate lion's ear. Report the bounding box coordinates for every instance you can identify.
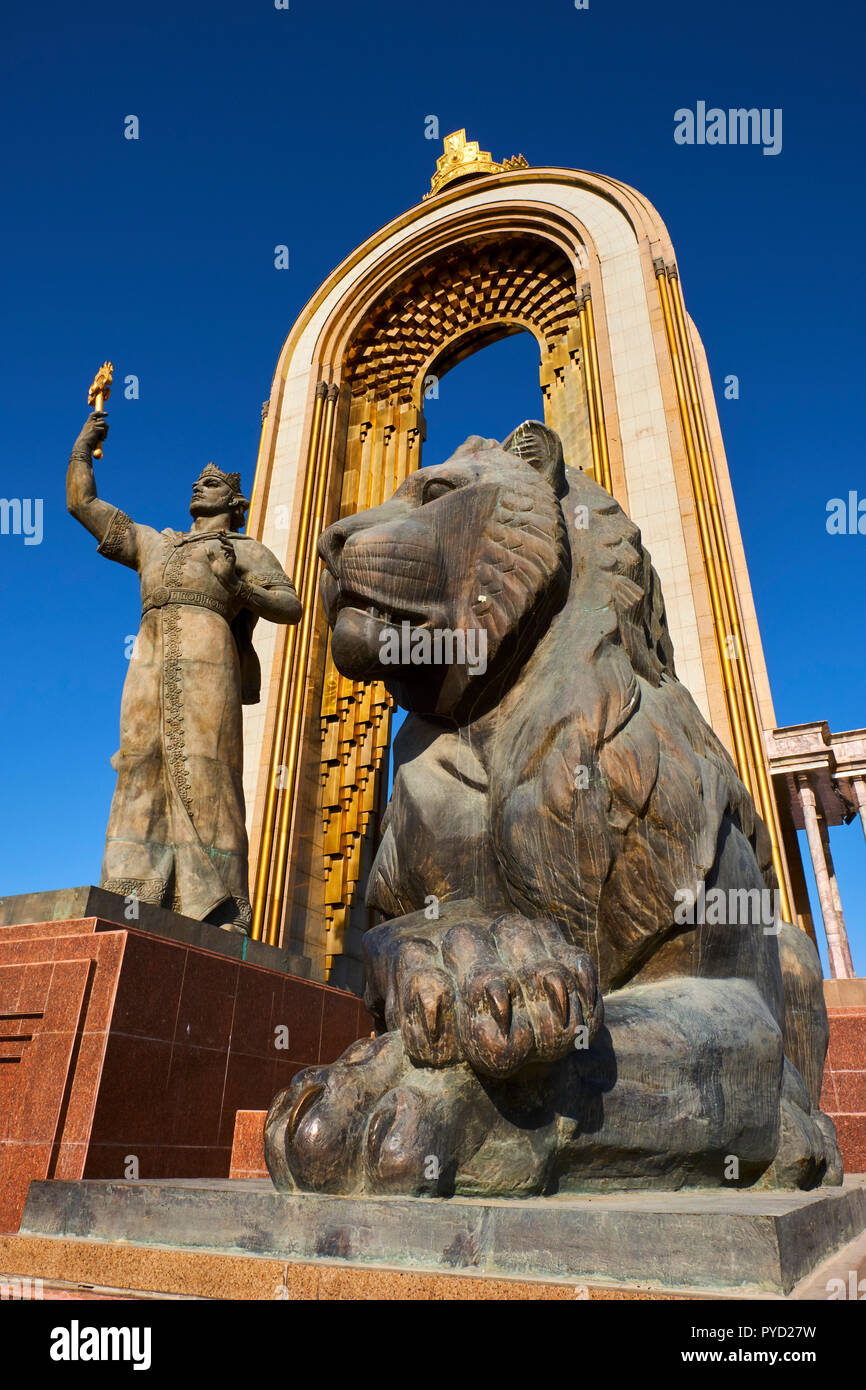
[502,420,567,497]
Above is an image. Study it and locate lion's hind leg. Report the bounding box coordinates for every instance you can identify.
[756,1056,842,1189]
[551,976,787,1191]
[762,921,843,1187]
[264,1022,567,1198]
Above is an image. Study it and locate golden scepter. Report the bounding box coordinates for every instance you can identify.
[87,361,114,460]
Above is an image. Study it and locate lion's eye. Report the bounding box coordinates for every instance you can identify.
[421,478,456,504]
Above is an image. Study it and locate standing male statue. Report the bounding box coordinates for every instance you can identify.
[67,409,302,933]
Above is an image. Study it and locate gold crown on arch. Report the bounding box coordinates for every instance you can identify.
[424,128,528,199]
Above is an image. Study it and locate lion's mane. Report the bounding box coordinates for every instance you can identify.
[474,436,776,989]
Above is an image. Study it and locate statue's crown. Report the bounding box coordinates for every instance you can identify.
[197,462,243,496]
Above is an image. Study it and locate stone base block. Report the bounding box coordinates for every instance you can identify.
[823,978,866,1009]
[17,1176,866,1296]
[0,911,372,1231]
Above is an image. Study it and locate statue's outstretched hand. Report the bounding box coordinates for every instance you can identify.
[206,535,239,593]
[74,411,109,453]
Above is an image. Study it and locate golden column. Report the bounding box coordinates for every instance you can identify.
[580,288,613,493]
[654,260,793,922]
[251,382,340,944]
[319,398,422,972]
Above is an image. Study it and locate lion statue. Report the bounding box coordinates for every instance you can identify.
[265,421,841,1198]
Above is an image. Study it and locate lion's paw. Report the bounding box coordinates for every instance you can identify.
[264,1030,495,1196]
[264,1032,403,1193]
[370,912,603,1079]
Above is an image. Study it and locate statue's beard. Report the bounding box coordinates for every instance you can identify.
[190,496,230,518]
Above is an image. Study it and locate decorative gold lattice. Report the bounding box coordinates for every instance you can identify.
[345,235,577,404]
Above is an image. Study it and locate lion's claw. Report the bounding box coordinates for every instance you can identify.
[363,905,603,1078]
[401,966,459,1067]
[266,1031,499,1197]
[265,1033,403,1193]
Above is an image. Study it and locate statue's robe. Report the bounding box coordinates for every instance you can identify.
[96,507,294,928]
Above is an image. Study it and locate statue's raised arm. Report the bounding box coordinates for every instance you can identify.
[66,411,117,543]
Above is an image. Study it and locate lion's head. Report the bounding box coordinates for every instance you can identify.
[319,421,675,721]
[319,427,574,718]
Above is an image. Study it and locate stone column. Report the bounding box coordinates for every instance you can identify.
[818,815,848,934]
[796,775,855,978]
[851,776,866,847]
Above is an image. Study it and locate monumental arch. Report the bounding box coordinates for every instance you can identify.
[243,131,812,984]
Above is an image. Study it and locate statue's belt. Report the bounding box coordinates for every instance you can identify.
[142,586,230,620]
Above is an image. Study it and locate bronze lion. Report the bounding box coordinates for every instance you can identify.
[265,422,840,1197]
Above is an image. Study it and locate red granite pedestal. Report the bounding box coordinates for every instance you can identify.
[0,917,371,1231]
[821,985,866,1175]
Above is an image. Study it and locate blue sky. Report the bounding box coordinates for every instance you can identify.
[1,0,864,974]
